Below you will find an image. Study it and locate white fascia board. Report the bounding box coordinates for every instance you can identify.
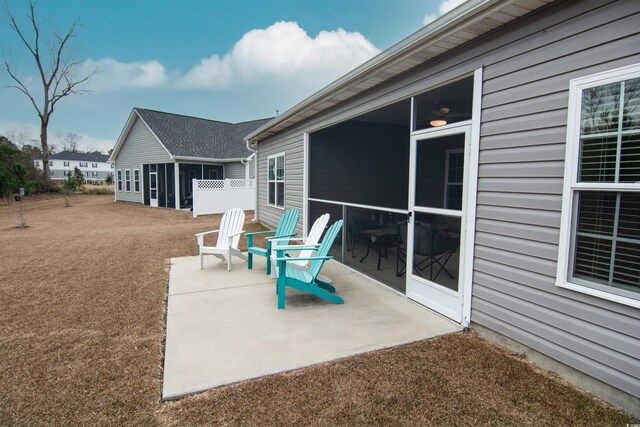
[245,0,509,143]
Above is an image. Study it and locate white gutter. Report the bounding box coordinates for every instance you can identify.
[172,156,250,163]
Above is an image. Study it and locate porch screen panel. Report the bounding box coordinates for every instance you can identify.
[166,164,175,208]
[415,134,465,209]
[158,163,166,208]
[143,164,150,205]
[203,164,223,180]
[308,200,344,262]
[309,121,410,210]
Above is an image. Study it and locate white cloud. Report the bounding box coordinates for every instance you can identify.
[424,0,468,25]
[73,133,115,153]
[177,21,380,90]
[79,58,168,92]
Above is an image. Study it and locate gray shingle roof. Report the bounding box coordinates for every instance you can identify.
[134,108,272,159]
[49,151,109,162]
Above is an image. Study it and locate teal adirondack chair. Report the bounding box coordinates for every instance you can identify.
[246,208,299,275]
[274,219,344,309]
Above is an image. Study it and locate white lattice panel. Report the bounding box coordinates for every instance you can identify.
[229,179,249,188]
[197,180,225,190]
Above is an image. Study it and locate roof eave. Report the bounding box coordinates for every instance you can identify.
[172,156,251,163]
[245,0,548,142]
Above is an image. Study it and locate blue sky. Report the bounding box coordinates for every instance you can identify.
[0,0,463,152]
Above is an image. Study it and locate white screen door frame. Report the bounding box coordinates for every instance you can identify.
[406,123,472,323]
[150,171,158,207]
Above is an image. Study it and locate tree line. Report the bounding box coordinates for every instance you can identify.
[0,134,111,198]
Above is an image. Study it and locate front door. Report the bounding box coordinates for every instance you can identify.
[150,171,158,207]
[407,124,471,322]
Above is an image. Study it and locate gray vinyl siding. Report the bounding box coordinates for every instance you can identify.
[248,158,255,179]
[472,0,640,399]
[224,162,246,179]
[114,116,171,203]
[256,0,640,399]
[257,132,305,235]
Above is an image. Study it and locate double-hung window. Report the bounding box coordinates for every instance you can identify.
[558,63,640,308]
[133,169,140,192]
[116,170,123,192]
[63,161,70,167]
[125,169,131,192]
[445,149,464,210]
[267,153,285,208]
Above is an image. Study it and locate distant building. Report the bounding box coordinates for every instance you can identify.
[34,151,112,183]
[109,108,270,209]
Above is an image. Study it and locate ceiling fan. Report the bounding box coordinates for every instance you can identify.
[426,102,469,127]
[429,106,450,127]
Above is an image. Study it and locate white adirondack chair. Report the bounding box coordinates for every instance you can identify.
[195,208,247,271]
[270,213,330,279]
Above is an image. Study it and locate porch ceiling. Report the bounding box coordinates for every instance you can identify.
[246,0,554,143]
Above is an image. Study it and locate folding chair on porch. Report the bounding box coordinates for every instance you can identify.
[396,220,458,281]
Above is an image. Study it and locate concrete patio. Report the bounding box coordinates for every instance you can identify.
[162,253,460,400]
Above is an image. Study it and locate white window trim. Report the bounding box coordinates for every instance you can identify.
[444,148,464,209]
[116,169,123,192]
[267,152,286,209]
[557,62,640,309]
[125,169,131,192]
[133,169,140,193]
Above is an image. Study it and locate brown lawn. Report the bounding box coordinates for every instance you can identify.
[0,195,635,426]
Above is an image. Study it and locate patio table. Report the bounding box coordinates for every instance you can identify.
[359,227,401,270]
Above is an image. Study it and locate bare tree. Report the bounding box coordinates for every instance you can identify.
[55,131,81,152]
[5,128,34,148]
[3,0,94,183]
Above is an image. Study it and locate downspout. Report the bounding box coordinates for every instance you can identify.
[245,138,259,222]
[112,162,117,203]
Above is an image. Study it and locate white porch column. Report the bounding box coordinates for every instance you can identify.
[174,162,180,209]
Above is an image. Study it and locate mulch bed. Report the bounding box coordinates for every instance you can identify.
[0,195,635,426]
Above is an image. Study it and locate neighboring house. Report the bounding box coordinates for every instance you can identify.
[34,151,112,183]
[109,108,270,209]
[245,0,640,416]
